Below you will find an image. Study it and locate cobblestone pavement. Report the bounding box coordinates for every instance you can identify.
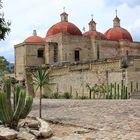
[31,99,140,139]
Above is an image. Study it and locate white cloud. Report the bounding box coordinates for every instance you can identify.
[130,19,140,42]
[0,0,140,62]
[105,0,140,8]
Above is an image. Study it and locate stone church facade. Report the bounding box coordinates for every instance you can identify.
[14,10,140,96]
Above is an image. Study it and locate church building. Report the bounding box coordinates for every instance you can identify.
[14,10,140,96]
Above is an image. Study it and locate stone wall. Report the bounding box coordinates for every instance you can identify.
[42,58,140,97]
[25,44,45,66]
[46,60,124,97]
[14,44,26,79]
[127,59,140,92]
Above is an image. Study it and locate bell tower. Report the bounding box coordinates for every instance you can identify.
[60,7,68,22]
[113,9,120,27]
[33,29,37,36]
[89,14,96,31]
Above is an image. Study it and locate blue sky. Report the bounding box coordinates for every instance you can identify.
[0,0,140,63]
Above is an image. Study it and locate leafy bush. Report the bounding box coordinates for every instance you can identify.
[78,96,88,99]
[63,92,72,99]
[42,93,49,98]
[52,92,59,99]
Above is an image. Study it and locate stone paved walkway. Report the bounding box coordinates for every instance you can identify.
[31,99,140,139]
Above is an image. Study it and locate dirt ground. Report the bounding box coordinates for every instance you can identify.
[31,99,140,139]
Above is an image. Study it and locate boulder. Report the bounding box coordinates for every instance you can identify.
[29,129,40,137]
[0,126,17,140]
[37,117,53,138]
[18,117,39,130]
[17,131,36,140]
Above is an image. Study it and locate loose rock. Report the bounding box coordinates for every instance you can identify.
[0,126,17,140]
[37,117,53,138]
[17,131,36,140]
[18,117,39,130]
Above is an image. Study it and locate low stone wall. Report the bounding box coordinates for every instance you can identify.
[24,58,140,98]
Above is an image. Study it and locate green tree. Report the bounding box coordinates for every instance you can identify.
[0,0,10,40]
[32,68,50,118]
[0,56,9,71]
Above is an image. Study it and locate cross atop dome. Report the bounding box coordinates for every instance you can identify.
[63,7,65,12]
[91,14,94,20]
[60,7,68,22]
[115,9,118,17]
[113,9,120,27]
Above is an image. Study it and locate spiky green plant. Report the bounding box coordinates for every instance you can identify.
[63,92,72,99]
[0,84,33,128]
[3,77,12,111]
[130,81,133,93]
[117,84,120,99]
[114,82,117,99]
[32,68,50,118]
[109,83,113,99]
[136,82,139,92]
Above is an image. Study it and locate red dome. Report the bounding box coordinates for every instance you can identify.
[47,21,82,36]
[84,31,106,39]
[24,36,45,43]
[104,27,133,42]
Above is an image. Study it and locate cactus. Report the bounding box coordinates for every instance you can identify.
[2,77,12,111]
[125,86,128,99]
[0,84,33,128]
[120,80,123,99]
[3,77,11,96]
[70,86,72,97]
[109,83,113,99]
[13,91,26,121]
[117,84,120,99]
[114,82,117,99]
[130,81,133,93]
[0,92,11,124]
[136,82,139,92]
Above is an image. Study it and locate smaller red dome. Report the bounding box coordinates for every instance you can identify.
[24,36,45,43]
[47,21,82,36]
[104,27,133,42]
[84,31,106,39]
[24,30,45,43]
